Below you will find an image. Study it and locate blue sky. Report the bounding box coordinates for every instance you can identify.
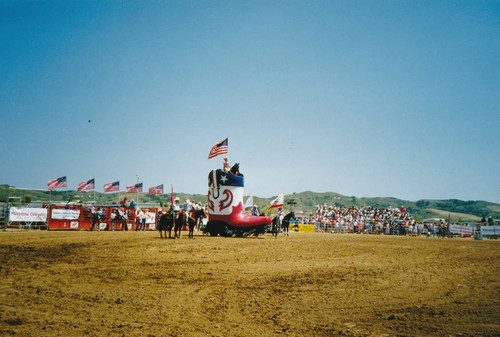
[1,0,499,203]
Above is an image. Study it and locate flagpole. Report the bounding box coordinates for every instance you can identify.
[136,175,139,206]
[4,185,9,231]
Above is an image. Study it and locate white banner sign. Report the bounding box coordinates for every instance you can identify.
[51,209,81,220]
[480,226,500,236]
[9,207,47,222]
[448,224,474,235]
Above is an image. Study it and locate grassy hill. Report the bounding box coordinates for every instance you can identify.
[1,185,498,223]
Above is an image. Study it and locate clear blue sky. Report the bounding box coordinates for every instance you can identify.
[1,1,499,203]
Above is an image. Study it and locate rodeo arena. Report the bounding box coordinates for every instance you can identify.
[1,138,499,240]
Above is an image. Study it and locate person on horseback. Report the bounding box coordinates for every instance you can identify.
[278,207,284,219]
[183,199,192,222]
[172,197,180,215]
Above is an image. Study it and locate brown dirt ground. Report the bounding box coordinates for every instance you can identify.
[0,230,499,337]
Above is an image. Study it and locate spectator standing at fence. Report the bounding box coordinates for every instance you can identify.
[136,209,145,231]
[120,198,128,207]
[134,210,140,230]
[118,207,128,231]
[129,199,136,208]
[90,207,102,231]
[110,209,117,231]
[141,209,147,231]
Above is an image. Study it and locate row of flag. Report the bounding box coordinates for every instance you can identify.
[47,138,283,207]
[47,139,229,192]
[48,177,164,196]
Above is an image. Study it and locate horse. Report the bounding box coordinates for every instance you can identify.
[188,208,207,238]
[158,212,174,238]
[271,216,280,238]
[174,210,185,238]
[281,212,295,237]
[230,163,242,176]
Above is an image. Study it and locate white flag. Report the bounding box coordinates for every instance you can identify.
[269,193,284,209]
[244,196,254,209]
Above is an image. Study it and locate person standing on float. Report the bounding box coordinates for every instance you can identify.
[223,157,231,172]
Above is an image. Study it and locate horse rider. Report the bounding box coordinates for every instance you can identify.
[183,199,192,222]
[172,197,181,216]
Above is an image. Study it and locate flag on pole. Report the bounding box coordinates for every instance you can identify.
[171,184,174,205]
[47,176,67,190]
[126,183,143,193]
[78,178,95,191]
[269,193,284,209]
[103,181,120,192]
[149,184,164,196]
[244,195,254,209]
[208,137,228,159]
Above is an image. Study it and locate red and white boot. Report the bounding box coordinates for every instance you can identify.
[205,169,272,236]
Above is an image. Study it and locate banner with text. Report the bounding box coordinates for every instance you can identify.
[480,226,500,236]
[9,207,48,222]
[51,209,81,220]
[448,224,474,235]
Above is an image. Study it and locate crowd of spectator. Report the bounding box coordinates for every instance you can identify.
[308,204,449,236]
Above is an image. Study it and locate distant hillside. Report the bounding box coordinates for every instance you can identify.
[1,185,498,223]
[286,191,499,222]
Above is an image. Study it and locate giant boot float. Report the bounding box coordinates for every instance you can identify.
[204,168,272,237]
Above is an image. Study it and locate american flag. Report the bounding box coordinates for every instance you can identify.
[78,178,95,191]
[47,176,67,190]
[126,183,143,193]
[103,181,120,193]
[149,184,164,196]
[208,138,228,159]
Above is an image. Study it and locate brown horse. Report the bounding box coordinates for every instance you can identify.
[188,208,207,238]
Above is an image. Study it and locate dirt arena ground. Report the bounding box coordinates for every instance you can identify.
[0,230,499,337]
